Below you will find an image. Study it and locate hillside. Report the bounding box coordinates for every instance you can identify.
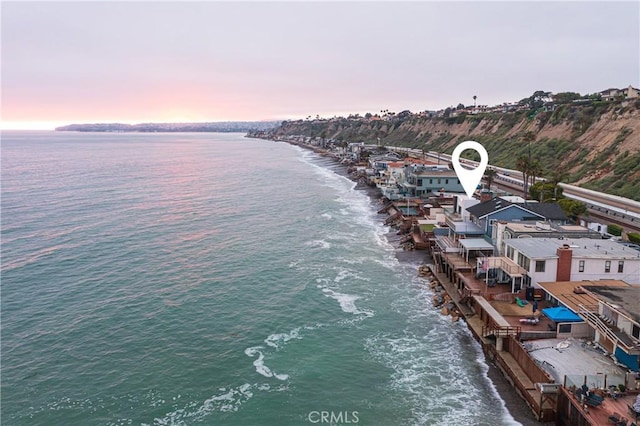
[265,98,640,201]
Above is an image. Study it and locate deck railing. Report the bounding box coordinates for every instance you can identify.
[482,324,521,338]
[577,303,636,353]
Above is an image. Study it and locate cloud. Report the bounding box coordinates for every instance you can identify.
[2,1,638,124]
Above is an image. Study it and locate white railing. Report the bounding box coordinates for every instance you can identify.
[577,304,634,353]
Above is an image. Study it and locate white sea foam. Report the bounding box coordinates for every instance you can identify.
[304,239,331,249]
[288,259,301,268]
[321,212,332,220]
[244,346,289,381]
[264,327,302,349]
[152,383,256,425]
[332,267,370,283]
[322,288,374,317]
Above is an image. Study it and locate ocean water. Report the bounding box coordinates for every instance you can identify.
[1,131,520,426]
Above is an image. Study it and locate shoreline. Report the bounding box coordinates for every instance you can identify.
[289,140,543,425]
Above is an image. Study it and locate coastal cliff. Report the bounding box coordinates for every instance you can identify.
[263,99,640,200]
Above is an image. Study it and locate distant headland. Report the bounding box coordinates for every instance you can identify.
[55,121,281,133]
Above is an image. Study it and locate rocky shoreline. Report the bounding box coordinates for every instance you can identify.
[269,137,545,425]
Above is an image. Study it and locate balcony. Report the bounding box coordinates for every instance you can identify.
[479,256,527,277]
[577,304,640,355]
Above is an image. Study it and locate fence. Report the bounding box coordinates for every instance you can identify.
[505,335,554,385]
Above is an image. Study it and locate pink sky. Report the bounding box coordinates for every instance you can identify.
[2,1,638,130]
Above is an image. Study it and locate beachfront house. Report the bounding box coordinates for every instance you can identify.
[399,164,464,197]
[579,284,640,371]
[493,220,602,256]
[466,198,568,239]
[503,238,640,288]
[538,280,640,372]
[374,161,409,200]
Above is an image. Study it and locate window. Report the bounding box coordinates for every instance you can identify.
[506,246,514,259]
[618,261,624,273]
[445,179,449,184]
[535,260,546,273]
[633,324,639,339]
[579,260,585,272]
[558,324,572,334]
[429,179,433,184]
[517,253,531,271]
[605,260,611,273]
[437,179,441,184]
[417,179,423,187]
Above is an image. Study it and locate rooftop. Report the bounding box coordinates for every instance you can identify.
[466,197,568,222]
[524,338,626,383]
[410,168,458,177]
[503,221,599,236]
[459,238,495,251]
[505,238,640,260]
[582,285,640,324]
[537,280,630,313]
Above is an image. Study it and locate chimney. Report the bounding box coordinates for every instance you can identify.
[556,245,572,281]
[480,190,493,203]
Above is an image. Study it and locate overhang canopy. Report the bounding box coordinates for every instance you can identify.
[459,238,495,251]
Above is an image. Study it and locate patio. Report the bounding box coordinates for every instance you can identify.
[457,271,512,298]
[491,299,554,332]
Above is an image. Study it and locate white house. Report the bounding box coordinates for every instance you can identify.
[493,220,601,256]
[503,238,640,288]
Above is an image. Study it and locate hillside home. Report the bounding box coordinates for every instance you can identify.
[600,88,622,101]
[504,238,640,288]
[625,85,640,99]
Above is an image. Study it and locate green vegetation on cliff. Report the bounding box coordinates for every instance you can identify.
[267,96,640,200]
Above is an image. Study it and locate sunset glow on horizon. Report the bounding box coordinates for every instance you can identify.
[2,2,638,128]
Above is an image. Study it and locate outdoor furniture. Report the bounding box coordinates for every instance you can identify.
[609,385,623,400]
[629,404,640,421]
[585,393,605,407]
[515,297,528,307]
[610,413,629,425]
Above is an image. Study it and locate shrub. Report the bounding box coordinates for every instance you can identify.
[607,224,623,236]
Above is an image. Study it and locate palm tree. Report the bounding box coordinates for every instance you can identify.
[548,170,566,200]
[515,155,531,199]
[517,131,537,199]
[523,131,536,159]
[483,168,497,190]
[473,95,477,107]
[528,160,543,189]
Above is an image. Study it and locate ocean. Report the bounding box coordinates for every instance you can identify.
[1,131,520,425]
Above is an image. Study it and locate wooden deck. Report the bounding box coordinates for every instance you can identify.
[491,300,555,333]
[457,271,512,298]
[567,389,640,426]
[426,265,474,317]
